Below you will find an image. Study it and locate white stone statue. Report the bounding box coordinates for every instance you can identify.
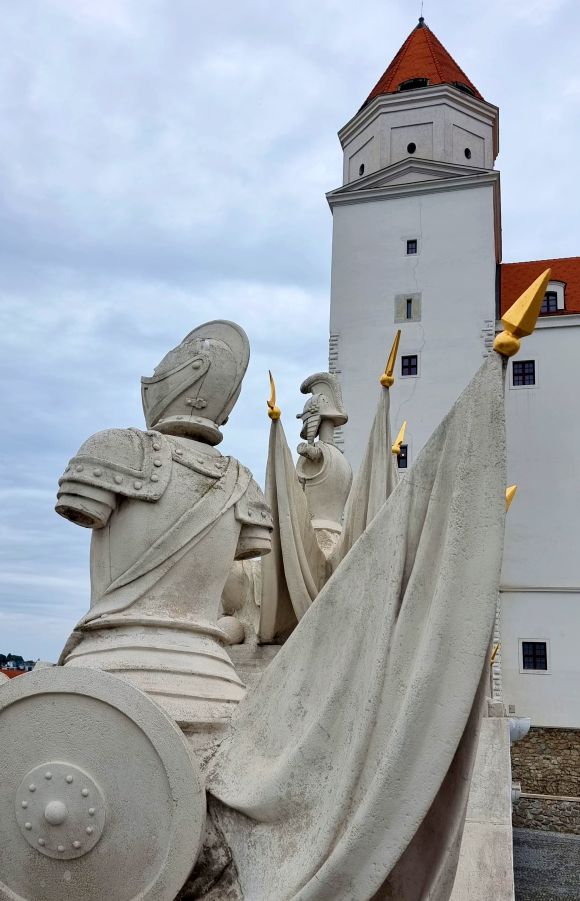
[0,272,552,901]
[259,337,402,642]
[295,372,352,556]
[55,320,273,728]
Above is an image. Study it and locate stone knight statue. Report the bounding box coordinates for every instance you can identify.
[55,320,273,729]
[295,372,352,556]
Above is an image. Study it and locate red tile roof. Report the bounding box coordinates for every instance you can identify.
[363,19,483,108]
[500,258,580,316]
[0,669,23,678]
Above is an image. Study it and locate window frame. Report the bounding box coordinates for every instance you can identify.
[401,354,419,378]
[397,444,408,469]
[540,291,558,314]
[406,238,418,256]
[518,639,551,675]
[394,292,421,324]
[510,358,537,390]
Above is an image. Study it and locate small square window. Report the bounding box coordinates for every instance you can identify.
[512,360,535,386]
[397,444,408,469]
[522,641,548,671]
[401,355,418,377]
[406,239,418,255]
[540,291,558,314]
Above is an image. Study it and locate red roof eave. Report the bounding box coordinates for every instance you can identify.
[500,258,580,316]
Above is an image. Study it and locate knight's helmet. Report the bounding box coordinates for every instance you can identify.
[297,372,348,443]
[141,320,250,445]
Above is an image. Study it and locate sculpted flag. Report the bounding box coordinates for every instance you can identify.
[208,352,507,901]
[330,385,399,572]
[258,417,327,642]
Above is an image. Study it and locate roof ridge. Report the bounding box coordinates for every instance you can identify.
[384,30,415,93]
[423,26,443,83]
[503,256,580,266]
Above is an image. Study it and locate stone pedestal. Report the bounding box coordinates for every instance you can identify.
[450,717,516,901]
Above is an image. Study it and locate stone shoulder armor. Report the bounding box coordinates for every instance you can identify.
[58,428,173,502]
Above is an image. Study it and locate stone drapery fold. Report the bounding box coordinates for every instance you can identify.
[258,419,327,642]
[330,386,399,572]
[208,354,507,901]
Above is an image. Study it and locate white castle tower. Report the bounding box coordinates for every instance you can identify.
[328,16,500,467]
[328,18,580,731]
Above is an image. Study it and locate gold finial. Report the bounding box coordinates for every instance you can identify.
[490,643,500,666]
[505,485,517,511]
[391,420,407,455]
[380,330,401,387]
[494,269,552,357]
[267,370,281,421]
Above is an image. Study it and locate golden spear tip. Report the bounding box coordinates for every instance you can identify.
[494,269,552,357]
[506,485,517,511]
[267,370,281,421]
[380,329,401,387]
[391,420,407,455]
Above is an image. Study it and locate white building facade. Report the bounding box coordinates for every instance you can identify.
[327,18,580,728]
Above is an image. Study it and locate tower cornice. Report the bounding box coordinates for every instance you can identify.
[338,84,499,160]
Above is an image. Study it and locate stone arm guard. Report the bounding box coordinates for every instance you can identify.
[234,477,273,560]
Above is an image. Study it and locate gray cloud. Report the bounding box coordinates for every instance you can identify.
[1,0,578,659]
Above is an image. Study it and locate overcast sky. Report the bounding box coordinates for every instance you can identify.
[1,0,578,661]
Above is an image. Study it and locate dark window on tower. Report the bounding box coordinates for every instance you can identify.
[359,163,365,177]
[522,641,548,671]
[397,444,408,469]
[512,360,535,386]
[398,77,429,92]
[401,355,418,377]
[453,81,476,97]
[406,239,418,255]
[540,291,558,314]
[406,298,413,319]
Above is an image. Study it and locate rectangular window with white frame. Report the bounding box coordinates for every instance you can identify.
[519,639,550,674]
[511,359,536,388]
[401,354,419,377]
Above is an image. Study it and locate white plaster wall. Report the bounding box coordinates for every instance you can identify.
[500,591,580,728]
[499,319,580,727]
[503,321,580,589]
[329,181,497,470]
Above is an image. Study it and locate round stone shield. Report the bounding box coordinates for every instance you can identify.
[0,668,206,901]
